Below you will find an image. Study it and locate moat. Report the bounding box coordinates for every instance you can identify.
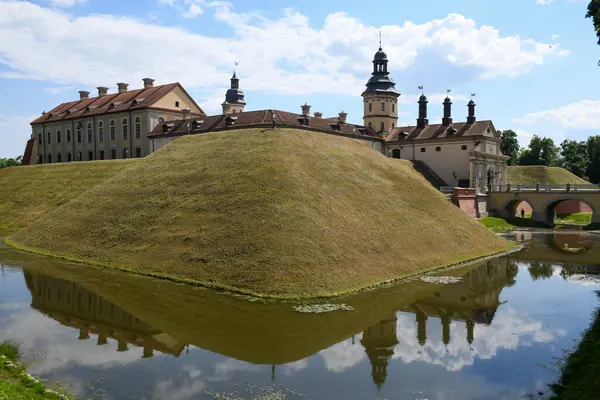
[1,232,599,400]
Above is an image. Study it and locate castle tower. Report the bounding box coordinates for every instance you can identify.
[222,70,246,115]
[362,39,400,136]
[361,314,399,390]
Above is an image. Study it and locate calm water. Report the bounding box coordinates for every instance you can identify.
[1,232,599,400]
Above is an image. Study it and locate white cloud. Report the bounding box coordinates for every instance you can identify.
[0,1,567,115]
[0,114,37,158]
[519,99,600,129]
[537,0,555,4]
[46,0,87,7]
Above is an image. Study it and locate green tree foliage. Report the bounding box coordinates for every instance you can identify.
[0,157,21,168]
[587,0,600,45]
[528,262,554,281]
[560,139,589,178]
[587,135,600,183]
[499,129,520,166]
[518,135,559,166]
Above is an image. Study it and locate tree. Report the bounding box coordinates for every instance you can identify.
[499,129,520,166]
[518,135,559,166]
[587,135,600,183]
[587,0,600,45]
[561,139,589,178]
[0,158,18,168]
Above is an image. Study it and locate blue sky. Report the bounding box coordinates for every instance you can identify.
[0,0,599,157]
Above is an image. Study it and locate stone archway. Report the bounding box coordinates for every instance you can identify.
[504,198,534,219]
[543,198,597,226]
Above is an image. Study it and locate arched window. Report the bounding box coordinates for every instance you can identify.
[368,103,372,112]
[135,116,141,139]
[380,122,384,131]
[98,121,104,142]
[86,123,92,143]
[57,153,62,163]
[368,122,372,128]
[420,147,426,153]
[392,104,395,113]
[436,147,441,152]
[122,118,128,140]
[110,120,116,141]
[380,102,385,112]
[461,145,468,150]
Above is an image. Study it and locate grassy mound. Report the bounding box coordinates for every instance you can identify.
[0,160,139,234]
[507,166,589,185]
[8,128,508,298]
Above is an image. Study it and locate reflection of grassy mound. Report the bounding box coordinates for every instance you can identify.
[8,128,508,298]
[507,166,588,185]
[0,160,139,234]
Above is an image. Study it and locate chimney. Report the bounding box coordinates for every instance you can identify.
[338,111,347,124]
[467,100,476,124]
[417,95,429,129]
[301,103,311,117]
[79,91,90,100]
[313,112,323,118]
[117,82,129,93]
[182,107,192,119]
[97,87,108,97]
[442,97,452,126]
[143,78,155,89]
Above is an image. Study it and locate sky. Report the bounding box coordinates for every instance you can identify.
[0,0,599,158]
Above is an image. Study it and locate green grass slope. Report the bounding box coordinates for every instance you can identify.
[0,160,139,234]
[8,128,508,298]
[507,166,589,185]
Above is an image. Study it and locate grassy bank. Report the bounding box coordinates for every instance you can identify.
[556,213,593,225]
[0,341,72,399]
[479,216,550,232]
[507,166,589,185]
[7,128,508,298]
[0,160,139,233]
[550,292,600,399]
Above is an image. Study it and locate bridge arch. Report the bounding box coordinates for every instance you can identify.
[503,197,535,219]
[542,197,597,226]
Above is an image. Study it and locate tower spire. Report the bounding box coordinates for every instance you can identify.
[379,30,382,50]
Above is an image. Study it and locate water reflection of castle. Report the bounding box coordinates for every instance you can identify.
[22,257,517,390]
[360,258,518,389]
[24,271,187,358]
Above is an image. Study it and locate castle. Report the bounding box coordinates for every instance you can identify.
[25,44,508,193]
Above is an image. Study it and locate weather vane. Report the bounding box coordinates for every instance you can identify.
[471,93,476,99]
[418,85,424,95]
[379,30,382,50]
[233,60,238,75]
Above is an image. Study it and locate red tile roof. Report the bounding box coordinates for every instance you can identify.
[31,83,203,125]
[386,120,496,141]
[149,109,381,141]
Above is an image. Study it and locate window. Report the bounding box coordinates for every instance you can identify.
[391,149,401,159]
[87,123,92,143]
[175,101,180,108]
[135,147,141,158]
[67,129,71,143]
[99,150,105,160]
[380,122,384,131]
[135,117,141,139]
[111,149,116,159]
[368,103,372,112]
[123,148,129,159]
[47,154,52,163]
[420,147,426,153]
[392,104,395,113]
[368,122,372,128]
[88,151,93,161]
[57,130,61,144]
[158,117,164,123]
[461,145,468,150]
[436,147,441,152]
[98,121,104,142]
[77,152,82,161]
[110,120,116,141]
[37,154,43,164]
[381,102,385,112]
[38,133,42,144]
[67,153,72,162]
[47,131,51,145]
[392,123,395,129]
[77,128,82,144]
[122,118,128,140]
[57,153,62,163]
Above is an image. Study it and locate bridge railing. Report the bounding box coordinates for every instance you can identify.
[487,183,600,193]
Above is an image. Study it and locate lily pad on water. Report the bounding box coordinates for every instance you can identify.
[421,276,463,284]
[292,304,354,314]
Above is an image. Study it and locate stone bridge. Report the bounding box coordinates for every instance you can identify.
[486,183,600,226]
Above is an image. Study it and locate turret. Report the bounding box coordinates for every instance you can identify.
[417,94,429,129]
[442,97,453,126]
[222,70,246,115]
[467,99,476,124]
[361,315,399,390]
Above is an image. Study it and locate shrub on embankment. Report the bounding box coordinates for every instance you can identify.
[7,128,509,298]
[0,160,139,234]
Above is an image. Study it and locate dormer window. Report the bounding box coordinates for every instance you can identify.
[446,127,458,136]
[226,116,238,126]
[192,120,204,129]
[132,98,145,105]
